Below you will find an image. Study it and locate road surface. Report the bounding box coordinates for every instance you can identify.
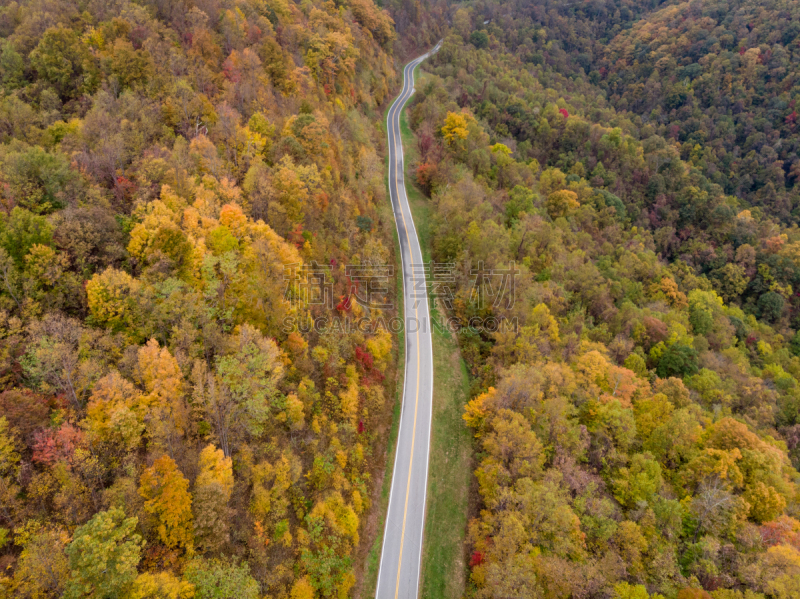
[375,43,440,599]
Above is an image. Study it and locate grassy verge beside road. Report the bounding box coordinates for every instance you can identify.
[400,71,474,599]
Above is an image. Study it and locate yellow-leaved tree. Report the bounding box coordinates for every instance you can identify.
[139,455,194,552]
[366,328,392,370]
[339,364,360,426]
[85,371,144,456]
[136,339,189,451]
[545,189,580,219]
[128,572,195,599]
[86,268,141,337]
[194,444,234,552]
[441,111,472,145]
[290,576,315,599]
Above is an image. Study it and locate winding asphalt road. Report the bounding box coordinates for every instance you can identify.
[375,43,441,599]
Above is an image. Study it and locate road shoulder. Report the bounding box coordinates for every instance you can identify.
[399,70,473,599]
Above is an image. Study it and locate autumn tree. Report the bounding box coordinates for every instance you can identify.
[85,371,144,458]
[193,444,233,553]
[86,268,142,337]
[135,339,189,451]
[21,314,98,410]
[127,572,195,599]
[138,455,194,552]
[183,557,259,599]
[64,508,143,599]
[193,324,284,455]
[10,525,70,598]
[29,27,91,99]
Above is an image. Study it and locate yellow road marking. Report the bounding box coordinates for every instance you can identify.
[392,60,423,599]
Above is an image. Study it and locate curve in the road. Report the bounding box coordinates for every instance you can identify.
[375,43,440,599]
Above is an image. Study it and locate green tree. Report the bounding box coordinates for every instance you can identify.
[613,581,651,599]
[64,508,143,599]
[613,453,663,508]
[183,557,259,599]
[2,148,75,214]
[85,268,142,336]
[0,40,24,89]
[744,481,786,524]
[505,185,535,224]
[300,513,354,598]
[624,353,648,378]
[656,344,698,378]
[758,291,785,323]
[470,31,489,48]
[790,331,800,357]
[29,27,88,99]
[0,207,53,265]
[213,324,284,440]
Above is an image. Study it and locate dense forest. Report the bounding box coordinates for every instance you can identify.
[4,0,800,597]
[406,0,800,597]
[0,0,447,597]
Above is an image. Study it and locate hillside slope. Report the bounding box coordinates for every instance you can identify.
[0,0,409,598]
[406,1,800,596]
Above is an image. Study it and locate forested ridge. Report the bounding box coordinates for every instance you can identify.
[406,0,800,597]
[0,0,446,597]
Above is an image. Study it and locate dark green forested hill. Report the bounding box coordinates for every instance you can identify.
[406,0,800,597]
[600,0,800,222]
[466,0,800,222]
